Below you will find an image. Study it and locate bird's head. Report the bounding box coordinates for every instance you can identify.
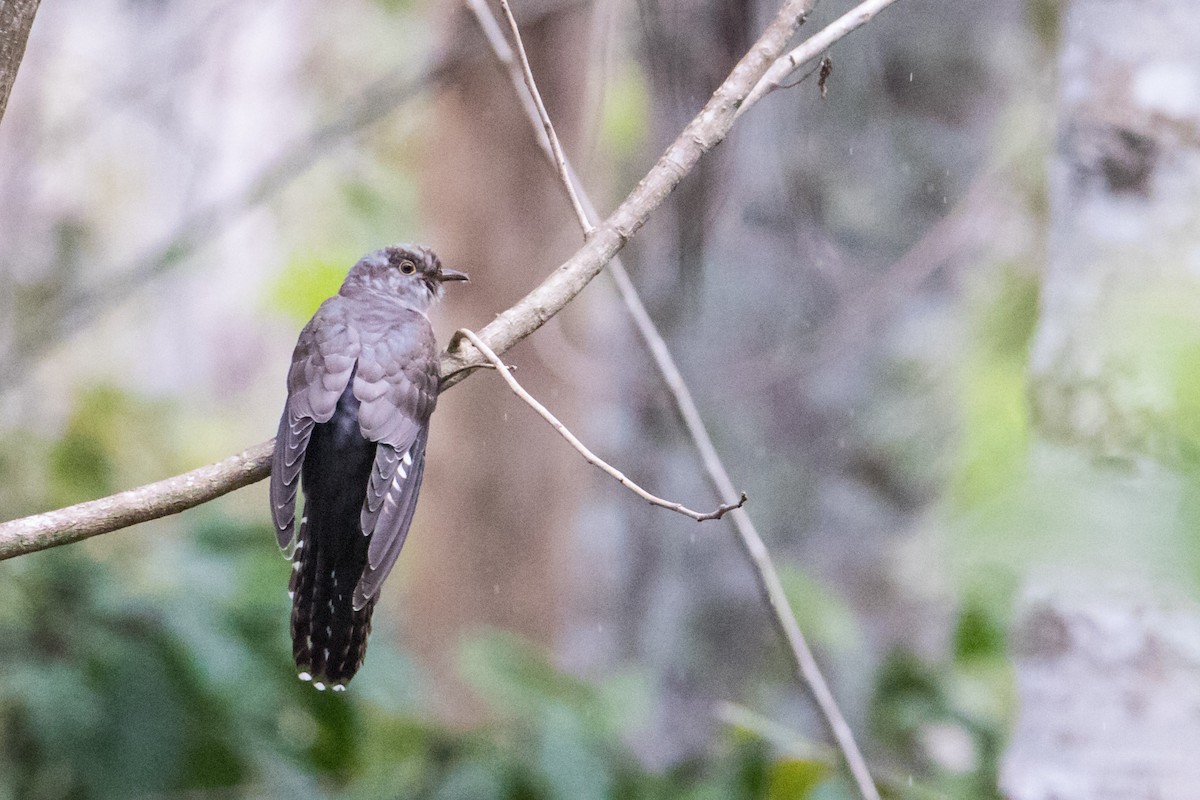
[343,244,468,310]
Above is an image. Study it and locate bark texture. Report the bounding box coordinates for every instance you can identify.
[1002,591,1200,799]
[0,0,40,127]
[1029,0,1200,461]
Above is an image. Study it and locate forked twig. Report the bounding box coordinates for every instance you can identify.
[458,329,747,522]
[464,3,881,798]
[738,0,902,117]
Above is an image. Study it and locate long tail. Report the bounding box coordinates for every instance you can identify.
[289,494,375,690]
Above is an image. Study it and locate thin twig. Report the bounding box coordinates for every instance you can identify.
[458,328,746,521]
[495,0,593,235]
[465,2,880,798]
[738,0,902,118]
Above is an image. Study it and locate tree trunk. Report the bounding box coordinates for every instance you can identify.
[1028,0,1200,462]
[407,0,589,722]
[1005,0,1200,795]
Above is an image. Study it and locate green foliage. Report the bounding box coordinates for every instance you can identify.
[47,385,174,508]
[950,266,1039,508]
[599,67,650,163]
[268,252,352,323]
[777,566,863,656]
[0,511,849,799]
[766,759,832,800]
[870,579,1015,800]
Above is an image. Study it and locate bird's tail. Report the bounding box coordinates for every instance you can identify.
[289,497,374,690]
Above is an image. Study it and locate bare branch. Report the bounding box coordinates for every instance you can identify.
[458,328,747,521]
[0,0,40,128]
[0,442,273,561]
[465,3,881,797]
[463,1,888,796]
[495,0,593,235]
[739,0,903,118]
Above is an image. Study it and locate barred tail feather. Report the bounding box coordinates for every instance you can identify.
[290,493,375,689]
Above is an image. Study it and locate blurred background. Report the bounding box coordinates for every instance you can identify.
[3,0,1199,797]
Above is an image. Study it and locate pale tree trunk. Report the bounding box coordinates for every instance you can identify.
[1004,0,1200,796]
[1028,0,1200,461]
[406,0,589,721]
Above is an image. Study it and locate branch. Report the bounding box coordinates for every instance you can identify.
[464,4,881,798]
[738,0,903,118]
[0,442,272,561]
[0,0,40,128]
[1,0,866,588]
[457,329,747,521]
[0,0,809,558]
[437,0,814,385]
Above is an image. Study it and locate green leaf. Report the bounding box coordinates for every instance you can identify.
[767,759,832,800]
[268,251,354,323]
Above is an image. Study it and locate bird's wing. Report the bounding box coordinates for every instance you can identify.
[351,309,439,609]
[270,298,360,549]
[354,428,429,609]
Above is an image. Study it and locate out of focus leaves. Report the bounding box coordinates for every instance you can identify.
[47,385,174,508]
[600,66,651,162]
[766,758,830,799]
[268,252,350,323]
[870,586,1015,800]
[950,266,1038,508]
[777,565,864,655]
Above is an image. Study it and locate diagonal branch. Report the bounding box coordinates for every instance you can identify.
[457,329,746,522]
[463,2,881,797]
[436,0,815,385]
[0,0,40,128]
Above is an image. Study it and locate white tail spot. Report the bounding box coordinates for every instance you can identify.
[332,684,347,693]
[298,672,312,682]
[314,682,326,691]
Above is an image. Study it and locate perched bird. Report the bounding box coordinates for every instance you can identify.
[270,244,467,690]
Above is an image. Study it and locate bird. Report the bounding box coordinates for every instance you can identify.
[269,244,467,691]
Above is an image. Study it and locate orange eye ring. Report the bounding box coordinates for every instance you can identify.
[399,260,416,275]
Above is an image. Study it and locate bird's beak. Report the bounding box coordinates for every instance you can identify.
[437,268,470,283]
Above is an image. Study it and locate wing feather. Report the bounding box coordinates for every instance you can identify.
[269,298,360,550]
[354,429,429,609]
[348,307,439,606]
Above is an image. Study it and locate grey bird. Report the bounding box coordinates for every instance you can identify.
[270,244,467,690]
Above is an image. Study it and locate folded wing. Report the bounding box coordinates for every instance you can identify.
[269,298,360,550]
[350,308,439,609]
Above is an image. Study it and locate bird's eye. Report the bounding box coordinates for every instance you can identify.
[399,260,416,275]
